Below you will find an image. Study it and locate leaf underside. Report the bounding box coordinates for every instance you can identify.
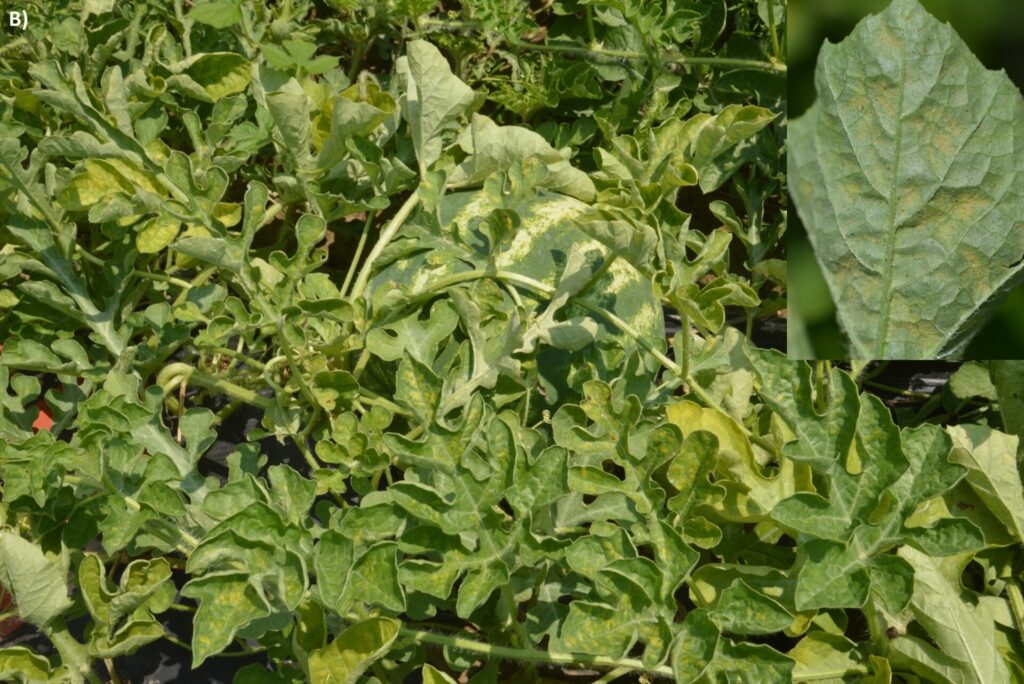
[790,0,1024,359]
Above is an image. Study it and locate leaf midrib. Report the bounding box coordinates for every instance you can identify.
[874,49,909,357]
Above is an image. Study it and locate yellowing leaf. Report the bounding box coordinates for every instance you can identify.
[666,401,794,521]
[212,202,242,228]
[169,53,251,101]
[307,616,400,684]
[891,547,1011,683]
[676,104,777,192]
[137,215,181,254]
[59,159,160,211]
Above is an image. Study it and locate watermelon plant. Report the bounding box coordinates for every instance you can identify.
[0,1,1021,683]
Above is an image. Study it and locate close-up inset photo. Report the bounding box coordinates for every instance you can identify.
[788,0,1024,360]
[0,1,793,682]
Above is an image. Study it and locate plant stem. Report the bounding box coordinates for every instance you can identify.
[75,243,105,266]
[594,667,630,684]
[0,36,27,56]
[765,0,783,63]
[132,270,193,290]
[120,489,200,551]
[162,631,191,650]
[349,190,421,301]
[863,597,890,657]
[584,6,596,46]
[1007,579,1024,642]
[278,321,319,409]
[172,0,193,58]
[104,658,122,684]
[358,389,411,416]
[341,210,377,297]
[401,627,674,678]
[860,379,932,400]
[46,621,102,684]
[157,362,272,410]
[511,38,785,71]
[210,345,267,371]
[680,313,691,381]
[814,361,826,413]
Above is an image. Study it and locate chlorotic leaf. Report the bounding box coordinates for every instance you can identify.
[170,53,252,101]
[789,0,1024,359]
[0,647,52,681]
[421,664,457,684]
[307,616,400,684]
[788,632,871,681]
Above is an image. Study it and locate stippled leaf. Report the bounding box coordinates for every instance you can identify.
[790,0,1024,359]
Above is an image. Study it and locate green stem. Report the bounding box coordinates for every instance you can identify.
[75,243,105,267]
[861,379,932,400]
[340,210,376,297]
[349,190,421,301]
[47,621,102,684]
[863,597,890,657]
[347,36,369,82]
[814,361,826,413]
[157,362,272,410]
[162,632,191,651]
[172,0,193,58]
[358,389,412,417]
[680,313,691,381]
[401,627,674,678]
[510,38,784,71]
[594,667,631,684]
[0,36,27,56]
[765,0,783,62]
[168,603,197,612]
[1007,579,1024,641]
[132,269,193,290]
[500,581,530,652]
[292,407,329,476]
[120,489,200,551]
[278,321,319,410]
[209,345,267,371]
